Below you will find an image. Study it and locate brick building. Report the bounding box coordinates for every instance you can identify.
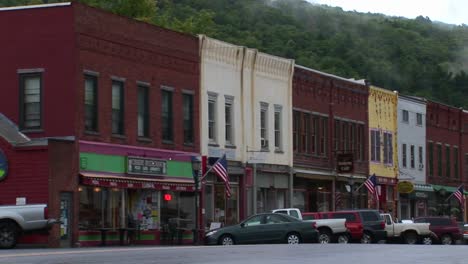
[0,2,199,247]
[292,65,369,212]
[426,100,467,220]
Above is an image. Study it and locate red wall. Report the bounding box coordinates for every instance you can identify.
[73,3,200,153]
[0,5,77,138]
[293,66,369,175]
[0,138,49,205]
[426,101,465,186]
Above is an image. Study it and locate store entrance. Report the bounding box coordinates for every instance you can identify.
[60,192,73,248]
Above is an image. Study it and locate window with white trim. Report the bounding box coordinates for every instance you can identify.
[260,102,269,149]
[274,105,282,151]
[20,72,42,130]
[370,130,381,162]
[225,96,234,145]
[208,93,217,143]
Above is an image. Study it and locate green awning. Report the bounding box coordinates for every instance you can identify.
[432,184,468,194]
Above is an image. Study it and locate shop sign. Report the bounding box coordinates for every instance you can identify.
[397,181,414,194]
[337,153,353,173]
[0,149,8,182]
[127,156,166,176]
[415,192,428,199]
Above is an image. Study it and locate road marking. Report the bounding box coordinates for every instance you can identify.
[0,246,209,258]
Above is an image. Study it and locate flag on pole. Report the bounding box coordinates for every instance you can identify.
[364,174,379,201]
[454,185,465,205]
[212,154,231,198]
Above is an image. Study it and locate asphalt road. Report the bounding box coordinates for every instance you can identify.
[0,244,467,264]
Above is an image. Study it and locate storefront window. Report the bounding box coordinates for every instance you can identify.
[160,191,195,231]
[128,189,160,230]
[293,190,305,212]
[204,185,213,229]
[78,186,122,229]
[225,187,238,225]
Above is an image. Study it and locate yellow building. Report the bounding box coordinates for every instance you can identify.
[368,86,398,213]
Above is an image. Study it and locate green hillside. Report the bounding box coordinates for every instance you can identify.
[4,0,468,107]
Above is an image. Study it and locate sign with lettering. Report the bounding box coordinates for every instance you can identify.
[0,149,8,182]
[337,153,354,173]
[127,156,166,176]
[397,181,414,194]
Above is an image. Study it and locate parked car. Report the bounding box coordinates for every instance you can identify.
[323,210,386,244]
[381,213,436,244]
[272,208,350,244]
[0,204,57,249]
[205,213,318,245]
[312,211,364,243]
[464,224,468,243]
[413,216,463,245]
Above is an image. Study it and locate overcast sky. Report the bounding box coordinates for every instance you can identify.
[309,0,468,25]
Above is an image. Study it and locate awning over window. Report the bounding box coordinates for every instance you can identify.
[432,184,468,195]
[80,172,195,192]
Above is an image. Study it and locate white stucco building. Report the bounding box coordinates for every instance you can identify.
[199,35,294,225]
[397,95,429,219]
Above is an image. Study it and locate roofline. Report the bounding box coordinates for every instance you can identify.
[398,94,427,105]
[0,2,71,12]
[295,64,367,86]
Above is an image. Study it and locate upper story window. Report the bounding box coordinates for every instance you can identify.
[357,124,364,161]
[183,93,194,145]
[402,143,407,168]
[454,147,459,178]
[224,96,234,146]
[302,113,310,153]
[274,105,282,151]
[370,130,381,162]
[260,102,269,150]
[402,110,409,123]
[334,120,340,151]
[19,72,42,130]
[437,143,442,177]
[383,132,393,165]
[111,80,125,135]
[428,142,434,177]
[410,145,415,169]
[208,92,217,144]
[416,113,423,126]
[418,146,423,171]
[84,74,98,132]
[293,111,300,152]
[137,84,149,138]
[161,88,173,142]
[446,145,451,178]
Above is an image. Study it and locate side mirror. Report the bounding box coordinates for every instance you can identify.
[240,223,245,228]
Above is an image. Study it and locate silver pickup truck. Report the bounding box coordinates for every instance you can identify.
[0,204,57,249]
[272,208,350,244]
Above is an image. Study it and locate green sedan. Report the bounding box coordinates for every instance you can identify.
[205,213,319,245]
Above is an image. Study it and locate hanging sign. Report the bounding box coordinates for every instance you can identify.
[127,156,166,176]
[397,181,414,194]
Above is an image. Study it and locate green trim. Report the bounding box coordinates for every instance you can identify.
[79,153,193,179]
[136,233,156,240]
[78,234,101,241]
[432,184,468,195]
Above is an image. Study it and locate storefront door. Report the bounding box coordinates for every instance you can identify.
[60,192,73,248]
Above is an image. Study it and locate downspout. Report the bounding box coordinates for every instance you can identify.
[288,60,295,208]
[250,50,258,214]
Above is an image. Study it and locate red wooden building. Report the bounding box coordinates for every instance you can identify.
[292,65,369,212]
[0,2,200,247]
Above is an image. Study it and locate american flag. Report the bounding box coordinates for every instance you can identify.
[212,154,231,198]
[454,185,464,205]
[364,174,379,201]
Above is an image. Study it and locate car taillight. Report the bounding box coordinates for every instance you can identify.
[380,221,385,229]
[312,222,317,229]
[44,206,48,219]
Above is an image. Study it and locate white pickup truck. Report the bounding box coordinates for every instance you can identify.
[381,213,436,245]
[272,208,350,244]
[0,204,57,249]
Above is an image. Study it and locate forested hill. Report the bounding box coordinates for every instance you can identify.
[4,0,468,108]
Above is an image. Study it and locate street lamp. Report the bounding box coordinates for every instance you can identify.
[190,156,202,245]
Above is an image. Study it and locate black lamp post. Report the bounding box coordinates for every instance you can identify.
[191,156,202,245]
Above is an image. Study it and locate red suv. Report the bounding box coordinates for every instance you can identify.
[303,210,386,243]
[413,216,462,245]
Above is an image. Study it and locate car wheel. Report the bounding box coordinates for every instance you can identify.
[441,234,453,245]
[318,230,332,244]
[421,236,433,245]
[218,234,234,246]
[404,232,418,245]
[286,233,301,244]
[360,232,372,244]
[0,221,18,249]
[337,234,349,244]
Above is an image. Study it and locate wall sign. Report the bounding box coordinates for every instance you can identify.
[0,149,8,181]
[397,181,414,194]
[127,156,166,176]
[337,153,354,173]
